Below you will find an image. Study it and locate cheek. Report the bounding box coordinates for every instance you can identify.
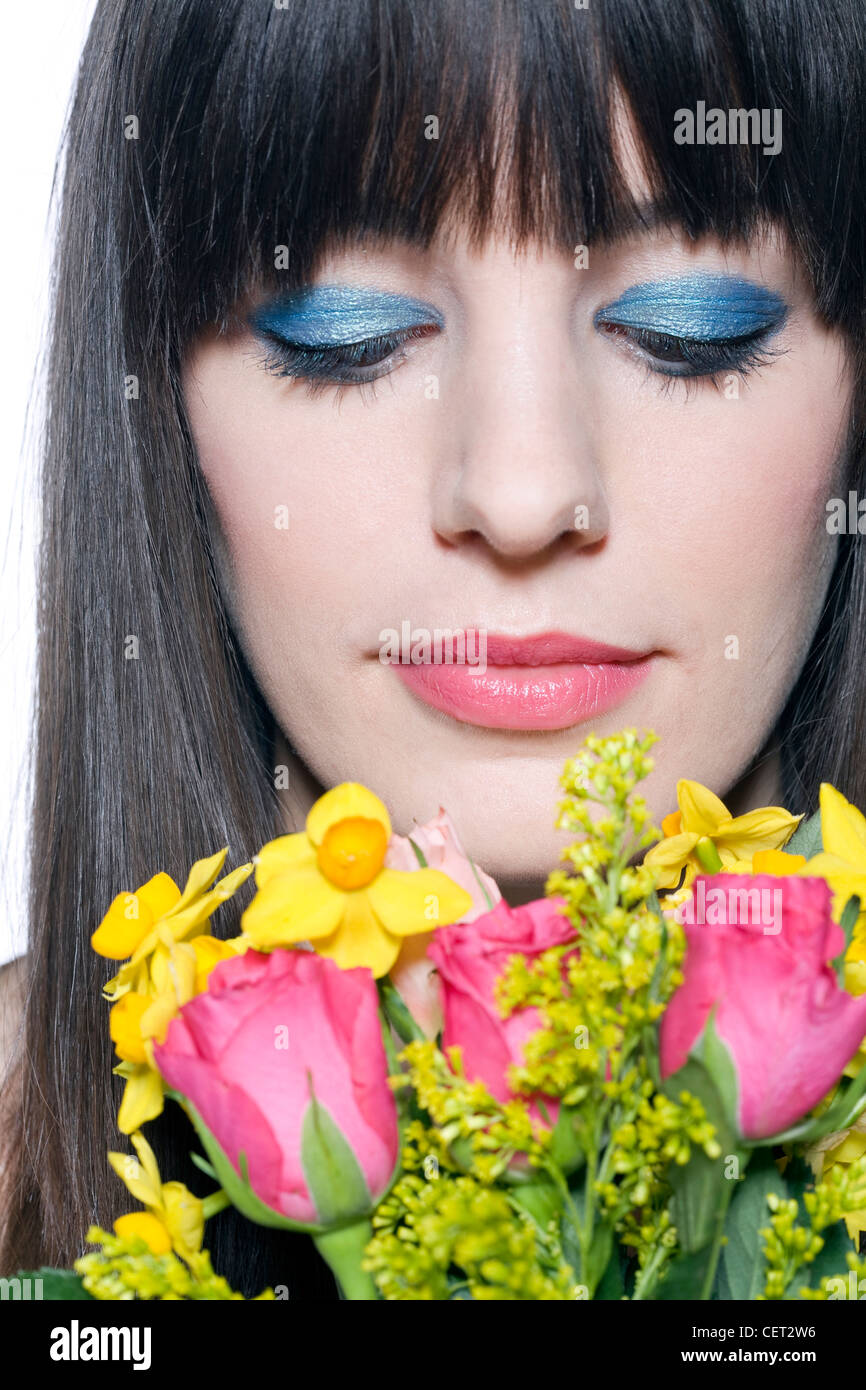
[184,352,430,654]
[595,342,846,649]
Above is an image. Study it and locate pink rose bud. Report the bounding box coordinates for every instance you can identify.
[153,949,399,1229]
[387,811,502,1037]
[660,874,866,1140]
[428,897,577,1126]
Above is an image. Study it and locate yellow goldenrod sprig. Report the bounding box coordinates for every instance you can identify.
[760,1156,866,1299]
[75,1227,274,1301]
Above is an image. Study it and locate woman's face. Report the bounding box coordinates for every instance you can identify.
[183,202,851,887]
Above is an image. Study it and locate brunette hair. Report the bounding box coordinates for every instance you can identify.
[2,0,864,1296]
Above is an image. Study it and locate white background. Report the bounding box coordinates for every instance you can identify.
[0,1,97,965]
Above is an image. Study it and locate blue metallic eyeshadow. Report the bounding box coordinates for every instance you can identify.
[249,285,444,348]
[595,275,788,340]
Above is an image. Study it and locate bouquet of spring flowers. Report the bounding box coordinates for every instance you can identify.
[21,731,866,1301]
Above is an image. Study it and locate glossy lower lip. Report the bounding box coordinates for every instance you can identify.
[390,631,654,731]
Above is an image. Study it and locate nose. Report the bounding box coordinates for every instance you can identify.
[430,308,609,560]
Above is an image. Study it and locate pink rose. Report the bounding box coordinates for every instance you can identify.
[428,897,576,1123]
[660,875,866,1140]
[153,949,399,1227]
[386,811,502,1037]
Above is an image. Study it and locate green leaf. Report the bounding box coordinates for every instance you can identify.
[661,1031,744,1255]
[547,1105,585,1176]
[655,1245,719,1300]
[832,895,861,983]
[507,1176,564,1229]
[584,1224,614,1294]
[785,807,823,858]
[594,1244,626,1300]
[717,1150,787,1300]
[13,1269,94,1300]
[300,1086,374,1226]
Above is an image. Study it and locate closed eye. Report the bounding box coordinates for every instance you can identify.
[597,321,783,381]
[253,324,438,398]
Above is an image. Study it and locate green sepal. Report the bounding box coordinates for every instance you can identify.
[406,838,428,868]
[13,1269,94,1300]
[785,807,822,858]
[378,977,426,1045]
[165,1088,317,1233]
[688,1008,740,1134]
[300,1083,374,1226]
[190,1151,218,1181]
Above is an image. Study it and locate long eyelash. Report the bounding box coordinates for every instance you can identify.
[600,322,785,396]
[254,324,434,402]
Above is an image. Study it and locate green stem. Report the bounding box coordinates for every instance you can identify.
[699,1180,736,1300]
[632,1240,672,1301]
[313,1219,379,1301]
[201,1189,231,1221]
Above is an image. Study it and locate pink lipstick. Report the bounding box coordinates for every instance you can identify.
[390,629,654,731]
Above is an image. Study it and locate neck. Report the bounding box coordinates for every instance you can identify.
[273,728,326,832]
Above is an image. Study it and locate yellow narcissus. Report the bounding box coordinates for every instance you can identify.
[242,783,474,977]
[803,783,866,947]
[109,934,246,1135]
[92,849,253,1133]
[108,1131,227,1260]
[644,779,801,891]
[92,848,253,997]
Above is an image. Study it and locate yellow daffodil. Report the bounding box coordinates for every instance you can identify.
[93,848,253,999]
[242,782,474,977]
[801,783,866,924]
[92,850,252,1133]
[108,1131,228,1260]
[110,933,247,1134]
[644,779,801,891]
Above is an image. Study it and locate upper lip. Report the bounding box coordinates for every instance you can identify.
[481,631,650,666]
[375,628,653,665]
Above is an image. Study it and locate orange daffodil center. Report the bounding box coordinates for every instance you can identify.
[242,782,474,977]
[317,816,389,890]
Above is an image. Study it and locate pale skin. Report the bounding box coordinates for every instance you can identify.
[182,212,850,905]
